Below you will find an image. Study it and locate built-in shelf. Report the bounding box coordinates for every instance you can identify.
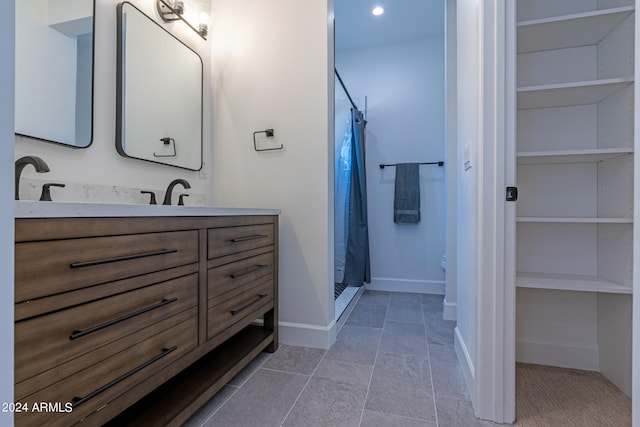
[517,148,633,164]
[517,217,633,224]
[517,77,634,109]
[513,0,635,393]
[517,6,635,54]
[516,272,632,294]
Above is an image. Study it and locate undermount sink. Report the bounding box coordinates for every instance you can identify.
[14,201,280,218]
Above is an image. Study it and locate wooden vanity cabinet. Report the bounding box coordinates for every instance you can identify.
[14,214,278,427]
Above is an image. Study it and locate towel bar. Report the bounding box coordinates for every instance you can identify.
[379,161,444,169]
[253,129,283,152]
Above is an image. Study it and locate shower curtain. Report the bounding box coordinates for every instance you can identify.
[334,103,352,284]
[341,109,371,287]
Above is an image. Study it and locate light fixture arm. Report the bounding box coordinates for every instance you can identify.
[156,0,208,40]
[156,0,183,22]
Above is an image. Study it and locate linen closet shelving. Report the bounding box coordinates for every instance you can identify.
[514,0,635,396]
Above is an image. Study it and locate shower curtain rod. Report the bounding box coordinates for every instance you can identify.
[335,68,359,111]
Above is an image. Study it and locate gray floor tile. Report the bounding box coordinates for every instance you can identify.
[436,396,497,427]
[346,302,387,328]
[198,292,487,427]
[421,293,444,307]
[262,344,326,375]
[379,320,428,356]
[428,340,458,364]
[386,299,424,324]
[227,351,272,386]
[360,410,437,427]
[358,291,391,306]
[183,385,238,427]
[422,295,445,321]
[283,359,372,427]
[325,324,382,366]
[365,352,436,422]
[390,292,423,303]
[204,369,308,427]
[426,318,456,346]
[426,331,470,401]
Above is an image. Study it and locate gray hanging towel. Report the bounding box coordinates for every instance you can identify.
[394,163,420,224]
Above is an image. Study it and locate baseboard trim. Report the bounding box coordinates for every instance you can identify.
[455,326,475,400]
[366,278,445,294]
[443,298,457,321]
[278,320,336,350]
[516,338,599,371]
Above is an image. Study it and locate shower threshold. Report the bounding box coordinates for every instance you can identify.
[335,286,359,320]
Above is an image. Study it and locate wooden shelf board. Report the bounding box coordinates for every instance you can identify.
[516,148,633,164]
[517,78,633,109]
[108,325,274,426]
[517,272,632,294]
[517,217,633,224]
[517,6,635,53]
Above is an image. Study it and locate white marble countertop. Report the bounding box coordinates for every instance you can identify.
[15,201,280,218]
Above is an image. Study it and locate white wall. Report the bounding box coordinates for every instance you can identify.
[0,0,14,424]
[455,0,480,398]
[444,0,458,321]
[336,37,446,295]
[15,0,213,203]
[210,0,335,348]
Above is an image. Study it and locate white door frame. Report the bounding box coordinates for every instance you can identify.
[473,0,515,423]
[477,2,640,424]
[0,0,15,425]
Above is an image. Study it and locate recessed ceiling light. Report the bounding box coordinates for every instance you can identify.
[372,6,384,16]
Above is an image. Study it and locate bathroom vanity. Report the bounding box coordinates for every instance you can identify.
[14,202,279,426]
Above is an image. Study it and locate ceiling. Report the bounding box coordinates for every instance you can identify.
[335,0,445,51]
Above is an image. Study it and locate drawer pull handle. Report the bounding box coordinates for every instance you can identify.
[71,346,177,408]
[69,248,178,269]
[230,294,268,316]
[69,297,178,341]
[230,234,268,243]
[230,264,268,279]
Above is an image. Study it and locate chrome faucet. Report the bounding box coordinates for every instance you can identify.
[15,156,50,200]
[163,179,191,205]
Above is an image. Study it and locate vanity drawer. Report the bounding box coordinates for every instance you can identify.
[208,224,274,259]
[207,252,274,299]
[15,230,199,302]
[15,273,198,386]
[15,315,197,427]
[207,279,273,340]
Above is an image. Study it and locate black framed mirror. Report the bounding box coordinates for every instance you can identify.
[116,2,203,171]
[15,0,94,148]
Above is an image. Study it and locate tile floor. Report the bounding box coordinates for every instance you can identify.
[185,291,495,427]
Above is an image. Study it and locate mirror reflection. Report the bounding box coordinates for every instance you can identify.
[15,0,94,148]
[116,2,203,171]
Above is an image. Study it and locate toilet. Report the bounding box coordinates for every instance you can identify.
[440,255,447,272]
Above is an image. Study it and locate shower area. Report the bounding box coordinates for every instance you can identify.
[334,69,370,317]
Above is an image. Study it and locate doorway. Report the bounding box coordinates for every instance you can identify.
[332,0,447,321]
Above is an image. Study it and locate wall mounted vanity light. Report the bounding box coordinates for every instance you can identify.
[156,0,208,40]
